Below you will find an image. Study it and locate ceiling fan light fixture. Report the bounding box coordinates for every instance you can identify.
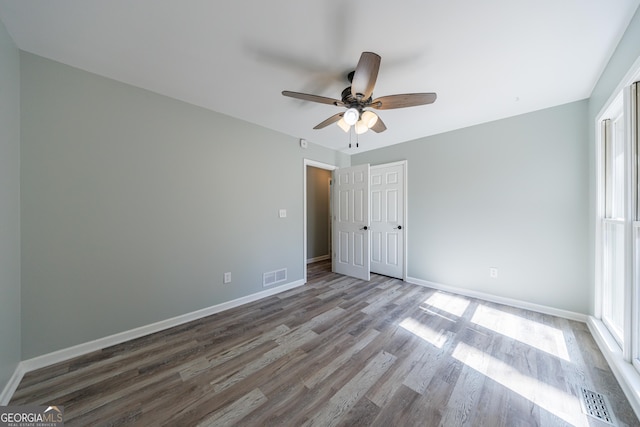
[361,110,378,128]
[336,118,350,132]
[355,120,369,134]
[343,108,359,125]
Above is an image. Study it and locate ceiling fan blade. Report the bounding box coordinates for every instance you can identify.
[370,116,387,133]
[282,90,344,106]
[314,112,344,129]
[351,52,381,101]
[370,93,437,110]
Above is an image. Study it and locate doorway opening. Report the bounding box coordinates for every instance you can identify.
[303,159,336,282]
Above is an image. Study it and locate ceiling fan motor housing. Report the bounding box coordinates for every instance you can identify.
[341,86,371,110]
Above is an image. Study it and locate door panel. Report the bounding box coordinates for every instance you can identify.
[371,231,382,264]
[387,189,398,222]
[339,191,349,222]
[354,233,365,267]
[333,164,370,280]
[338,231,349,264]
[387,233,398,265]
[372,191,382,222]
[370,163,404,279]
[354,188,365,222]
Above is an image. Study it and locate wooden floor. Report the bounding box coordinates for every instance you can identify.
[11,261,639,426]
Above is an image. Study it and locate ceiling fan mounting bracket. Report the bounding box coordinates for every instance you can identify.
[347,70,355,83]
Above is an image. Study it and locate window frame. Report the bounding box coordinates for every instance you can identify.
[632,81,640,372]
[596,88,634,362]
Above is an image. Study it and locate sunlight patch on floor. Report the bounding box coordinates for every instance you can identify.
[471,305,571,361]
[399,317,448,348]
[422,291,470,317]
[452,342,586,426]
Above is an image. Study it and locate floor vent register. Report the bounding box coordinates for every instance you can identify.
[579,387,617,426]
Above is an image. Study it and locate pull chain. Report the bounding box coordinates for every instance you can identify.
[348,127,360,149]
[347,126,361,149]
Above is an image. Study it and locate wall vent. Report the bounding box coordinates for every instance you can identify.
[263,268,287,287]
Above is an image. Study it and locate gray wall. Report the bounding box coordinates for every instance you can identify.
[353,100,589,314]
[20,52,347,358]
[0,19,21,388]
[587,8,640,314]
[306,166,331,261]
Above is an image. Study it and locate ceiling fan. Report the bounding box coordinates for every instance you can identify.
[282,52,437,136]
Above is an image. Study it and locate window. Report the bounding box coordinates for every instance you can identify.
[597,80,640,374]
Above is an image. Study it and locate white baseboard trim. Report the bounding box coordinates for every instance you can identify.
[0,363,26,405]
[307,255,330,264]
[587,316,640,420]
[405,276,587,323]
[2,278,305,404]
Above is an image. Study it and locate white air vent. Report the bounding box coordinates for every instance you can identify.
[579,387,617,426]
[263,268,287,287]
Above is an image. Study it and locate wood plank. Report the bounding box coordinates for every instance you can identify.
[196,388,267,427]
[303,328,380,389]
[301,351,397,427]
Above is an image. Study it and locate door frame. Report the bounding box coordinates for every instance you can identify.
[303,159,337,282]
[303,159,408,282]
[370,160,408,281]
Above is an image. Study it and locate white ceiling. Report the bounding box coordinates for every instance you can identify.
[0,1,638,152]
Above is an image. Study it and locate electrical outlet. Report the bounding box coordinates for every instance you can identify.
[224,272,231,284]
[489,267,498,279]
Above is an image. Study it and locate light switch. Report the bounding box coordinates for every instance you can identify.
[279,209,287,218]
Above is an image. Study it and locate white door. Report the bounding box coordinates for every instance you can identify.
[333,164,370,281]
[370,162,405,279]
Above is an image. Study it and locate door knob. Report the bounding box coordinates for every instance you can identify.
[394,225,402,230]
[360,226,369,230]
